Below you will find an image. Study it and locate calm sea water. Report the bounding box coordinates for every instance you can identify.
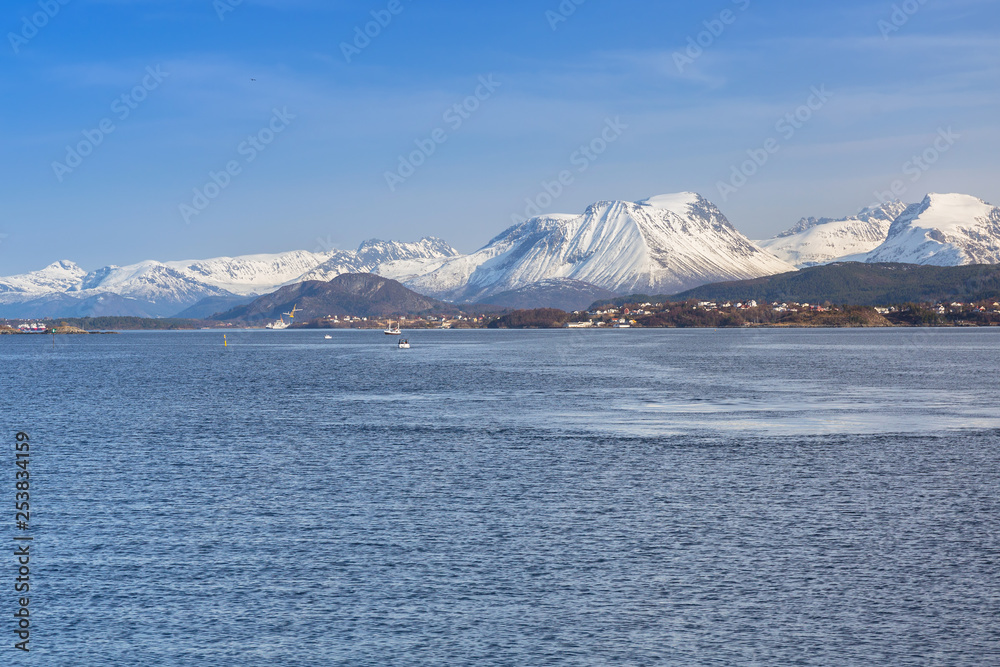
[3,328,999,665]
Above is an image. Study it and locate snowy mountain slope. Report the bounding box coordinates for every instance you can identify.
[0,238,461,318]
[864,193,1000,265]
[395,193,795,300]
[0,260,87,298]
[166,239,457,296]
[0,253,318,314]
[77,261,238,307]
[299,237,459,283]
[357,237,459,264]
[0,260,240,317]
[757,201,907,268]
[164,250,333,296]
[9,192,996,319]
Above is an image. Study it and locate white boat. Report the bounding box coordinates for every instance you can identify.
[324,335,332,339]
[384,320,402,335]
[265,304,301,330]
[397,339,410,349]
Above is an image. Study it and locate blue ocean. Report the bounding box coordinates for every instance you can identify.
[3,328,999,665]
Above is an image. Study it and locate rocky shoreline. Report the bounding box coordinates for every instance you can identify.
[0,325,118,335]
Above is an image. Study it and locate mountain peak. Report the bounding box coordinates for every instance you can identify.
[216,272,460,322]
[899,193,995,233]
[924,192,990,204]
[406,192,792,300]
[639,192,703,212]
[47,260,82,272]
[357,236,459,257]
[758,200,910,268]
[868,193,1000,265]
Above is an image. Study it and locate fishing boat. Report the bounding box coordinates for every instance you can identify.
[384,320,402,335]
[397,339,410,349]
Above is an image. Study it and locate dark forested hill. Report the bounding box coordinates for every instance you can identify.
[595,263,1000,307]
[216,273,462,322]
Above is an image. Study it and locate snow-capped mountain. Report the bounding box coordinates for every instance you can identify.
[0,260,87,296]
[164,250,333,296]
[0,196,797,316]
[385,193,795,300]
[864,193,1000,265]
[757,201,908,268]
[9,191,996,319]
[300,237,459,282]
[77,262,239,307]
[0,238,459,318]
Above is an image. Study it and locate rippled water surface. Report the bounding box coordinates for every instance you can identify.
[3,328,999,665]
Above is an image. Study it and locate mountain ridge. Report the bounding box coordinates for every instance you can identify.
[4,192,1000,318]
[864,193,1000,265]
[757,201,908,267]
[395,192,795,300]
[0,238,458,318]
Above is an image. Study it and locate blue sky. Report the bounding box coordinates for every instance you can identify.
[1,0,998,274]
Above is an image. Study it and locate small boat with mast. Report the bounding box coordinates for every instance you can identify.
[384,319,402,335]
